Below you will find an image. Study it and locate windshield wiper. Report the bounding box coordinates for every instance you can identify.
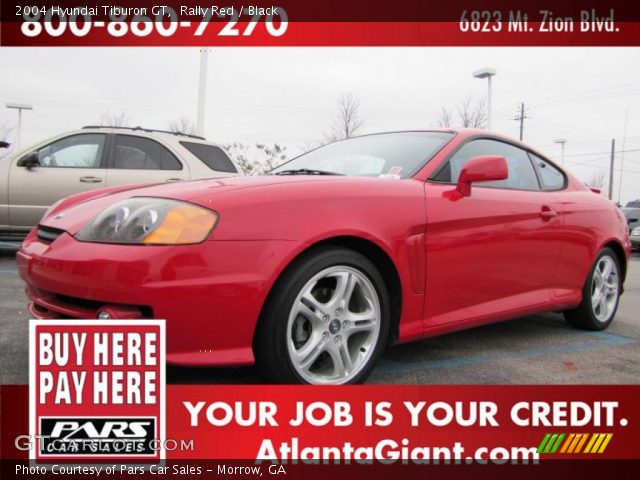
[274,168,344,176]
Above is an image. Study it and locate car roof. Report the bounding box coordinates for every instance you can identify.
[342,128,548,157]
[78,125,220,145]
[341,128,523,143]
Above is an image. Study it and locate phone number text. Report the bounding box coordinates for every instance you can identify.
[17,5,288,38]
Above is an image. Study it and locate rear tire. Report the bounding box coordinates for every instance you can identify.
[254,247,390,384]
[564,247,621,331]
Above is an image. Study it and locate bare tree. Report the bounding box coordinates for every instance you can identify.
[586,170,607,189]
[324,92,364,144]
[457,98,486,128]
[0,120,13,142]
[256,143,287,172]
[433,98,486,129]
[435,107,454,128]
[222,142,255,176]
[168,117,197,136]
[100,111,131,127]
[222,142,288,175]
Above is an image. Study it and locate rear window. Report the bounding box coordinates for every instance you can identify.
[529,153,566,191]
[180,142,237,173]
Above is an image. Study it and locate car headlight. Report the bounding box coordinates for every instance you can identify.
[75,198,218,245]
[632,227,640,236]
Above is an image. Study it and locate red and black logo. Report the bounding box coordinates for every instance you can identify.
[29,320,166,462]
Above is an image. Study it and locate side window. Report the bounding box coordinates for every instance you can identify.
[180,142,237,173]
[35,134,105,168]
[113,135,182,171]
[434,139,540,191]
[530,153,566,190]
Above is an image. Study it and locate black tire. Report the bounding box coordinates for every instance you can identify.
[563,247,621,331]
[254,246,390,384]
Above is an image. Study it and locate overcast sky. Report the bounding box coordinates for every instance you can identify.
[1,47,639,204]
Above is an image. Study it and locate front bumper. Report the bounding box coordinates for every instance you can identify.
[18,230,301,366]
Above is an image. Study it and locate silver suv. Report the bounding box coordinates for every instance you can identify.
[0,126,238,241]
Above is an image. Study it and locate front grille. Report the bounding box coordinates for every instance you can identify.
[37,225,65,244]
[53,293,153,317]
[55,293,111,311]
[27,286,154,320]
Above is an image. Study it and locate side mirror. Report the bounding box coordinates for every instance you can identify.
[457,155,508,196]
[17,152,40,171]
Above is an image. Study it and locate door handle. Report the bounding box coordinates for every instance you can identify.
[79,176,103,183]
[165,178,182,183]
[540,206,557,220]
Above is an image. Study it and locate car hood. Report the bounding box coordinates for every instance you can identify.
[39,175,358,234]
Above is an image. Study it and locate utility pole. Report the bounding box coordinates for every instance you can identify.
[608,139,615,201]
[196,48,209,137]
[513,102,527,141]
[617,109,629,203]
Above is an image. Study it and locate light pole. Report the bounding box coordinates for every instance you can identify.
[5,102,33,151]
[554,138,567,166]
[473,68,496,130]
[196,48,208,137]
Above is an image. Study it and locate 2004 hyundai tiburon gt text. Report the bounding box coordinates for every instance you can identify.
[17,130,631,384]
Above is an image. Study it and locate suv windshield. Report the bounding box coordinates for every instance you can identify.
[270,132,454,178]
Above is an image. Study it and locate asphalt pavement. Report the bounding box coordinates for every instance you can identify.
[1,250,638,384]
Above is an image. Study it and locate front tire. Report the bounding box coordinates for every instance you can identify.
[564,247,621,331]
[255,247,390,384]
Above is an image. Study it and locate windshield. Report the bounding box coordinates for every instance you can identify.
[271,132,454,178]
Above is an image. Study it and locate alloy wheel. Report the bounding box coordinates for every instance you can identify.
[591,255,620,322]
[286,266,381,384]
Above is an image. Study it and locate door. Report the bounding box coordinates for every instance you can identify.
[8,133,107,230]
[105,134,190,187]
[529,152,588,301]
[424,138,564,327]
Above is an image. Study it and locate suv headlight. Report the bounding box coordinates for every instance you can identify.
[76,198,218,245]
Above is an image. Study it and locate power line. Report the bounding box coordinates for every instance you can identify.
[565,159,640,175]
[563,148,640,158]
[530,82,640,104]
[536,136,640,149]
[523,116,606,139]
[492,82,640,115]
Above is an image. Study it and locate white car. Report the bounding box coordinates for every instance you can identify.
[0,126,238,241]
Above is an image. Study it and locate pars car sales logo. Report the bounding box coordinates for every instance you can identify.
[29,320,165,461]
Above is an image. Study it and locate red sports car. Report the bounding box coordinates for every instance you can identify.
[17,130,631,384]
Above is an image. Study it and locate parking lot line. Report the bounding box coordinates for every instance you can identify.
[0,269,18,275]
[377,332,636,374]
[583,330,638,345]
